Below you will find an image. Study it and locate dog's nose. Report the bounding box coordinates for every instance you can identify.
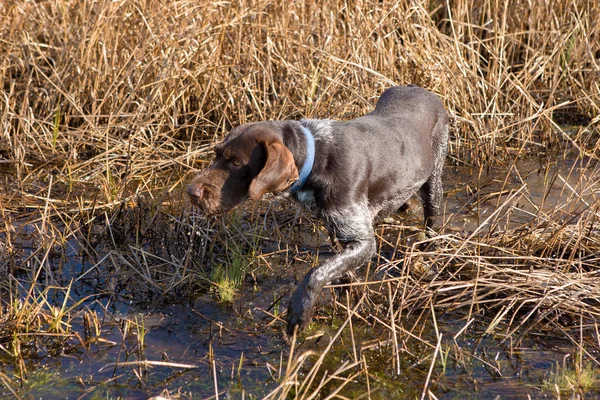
[187,183,204,200]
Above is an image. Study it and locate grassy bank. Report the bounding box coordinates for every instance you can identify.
[1,0,600,398]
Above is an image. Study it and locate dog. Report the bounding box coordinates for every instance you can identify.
[187,85,448,335]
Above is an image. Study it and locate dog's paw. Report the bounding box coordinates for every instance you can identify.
[286,304,314,336]
[286,292,316,336]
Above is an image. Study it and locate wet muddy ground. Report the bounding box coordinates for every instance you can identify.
[1,154,600,399]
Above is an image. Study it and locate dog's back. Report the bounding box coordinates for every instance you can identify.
[370,85,447,133]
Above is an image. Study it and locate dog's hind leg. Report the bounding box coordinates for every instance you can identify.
[420,119,448,234]
[420,176,442,233]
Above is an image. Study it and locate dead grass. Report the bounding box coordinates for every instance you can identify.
[1,0,599,195]
[1,0,600,398]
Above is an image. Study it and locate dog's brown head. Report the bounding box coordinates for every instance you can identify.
[187,123,299,215]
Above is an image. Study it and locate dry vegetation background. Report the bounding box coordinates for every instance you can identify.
[1,0,598,186]
[1,0,600,398]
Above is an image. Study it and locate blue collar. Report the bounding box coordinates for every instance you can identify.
[289,125,315,193]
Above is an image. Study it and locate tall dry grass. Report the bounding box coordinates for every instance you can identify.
[1,0,598,204]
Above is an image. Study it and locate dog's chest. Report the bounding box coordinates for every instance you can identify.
[293,190,318,214]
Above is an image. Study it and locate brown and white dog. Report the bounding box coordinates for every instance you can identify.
[187,85,448,335]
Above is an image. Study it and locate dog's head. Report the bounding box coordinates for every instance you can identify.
[187,123,299,215]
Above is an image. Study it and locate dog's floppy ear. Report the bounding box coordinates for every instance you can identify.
[248,140,299,200]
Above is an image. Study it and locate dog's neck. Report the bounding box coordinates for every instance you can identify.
[289,125,315,193]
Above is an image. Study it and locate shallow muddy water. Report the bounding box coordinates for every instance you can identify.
[1,154,600,399]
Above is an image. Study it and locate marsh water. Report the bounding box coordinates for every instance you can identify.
[2,154,599,399]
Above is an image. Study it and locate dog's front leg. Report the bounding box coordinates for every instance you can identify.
[286,234,375,335]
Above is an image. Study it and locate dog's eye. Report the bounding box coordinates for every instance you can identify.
[230,159,243,167]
